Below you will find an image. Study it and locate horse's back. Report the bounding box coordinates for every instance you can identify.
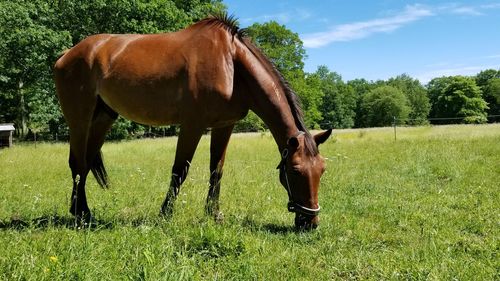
[54,34,115,72]
[54,25,245,127]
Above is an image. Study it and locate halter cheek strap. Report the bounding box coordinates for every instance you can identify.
[278,131,321,217]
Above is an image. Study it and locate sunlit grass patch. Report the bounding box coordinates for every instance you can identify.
[1,124,498,280]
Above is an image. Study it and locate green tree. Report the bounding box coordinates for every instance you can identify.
[54,0,225,138]
[475,69,499,88]
[233,111,266,132]
[428,76,488,124]
[53,0,223,44]
[387,74,430,125]
[244,21,323,128]
[360,86,410,127]
[290,73,323,128]
[347,78,375,128]
[246,21,305,79]
[316,66,356,129]
[0,0,72,137]
[0,0,225,140]
[475,69,500,121]
[483,78,500,121]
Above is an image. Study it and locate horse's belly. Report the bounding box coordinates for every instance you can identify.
[99,83,183,126]
[98,77,248,128]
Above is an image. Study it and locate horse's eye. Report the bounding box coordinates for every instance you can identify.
[291,166,301,175]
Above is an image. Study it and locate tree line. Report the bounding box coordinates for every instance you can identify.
[243,21,499,131]
[1,0,499,141]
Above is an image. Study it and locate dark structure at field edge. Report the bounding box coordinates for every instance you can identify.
[0,123,15,148]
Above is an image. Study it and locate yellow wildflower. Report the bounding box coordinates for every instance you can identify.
[49,256,58,263]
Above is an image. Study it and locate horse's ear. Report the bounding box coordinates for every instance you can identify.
[314,129,332,146]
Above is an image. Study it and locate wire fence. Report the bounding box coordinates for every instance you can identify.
[5,115,500,146]
[391,115,500,141]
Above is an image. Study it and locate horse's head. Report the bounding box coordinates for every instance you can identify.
[278,129,332,230]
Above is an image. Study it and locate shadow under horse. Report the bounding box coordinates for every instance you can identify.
[54,13,332,230]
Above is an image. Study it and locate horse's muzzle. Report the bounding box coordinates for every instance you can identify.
[294,213,319,230]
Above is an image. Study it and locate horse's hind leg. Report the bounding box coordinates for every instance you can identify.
[66,103,95,222]
[70,98,117,219]
[55,63,99,222]
[205,125,234,222]
[160,124,204,218]
[86,98,118,188]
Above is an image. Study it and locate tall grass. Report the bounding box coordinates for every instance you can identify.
[1,124,498,280]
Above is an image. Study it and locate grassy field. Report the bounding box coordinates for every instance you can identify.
[0,124,499,280]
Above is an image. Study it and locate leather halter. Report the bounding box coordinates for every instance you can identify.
[277,131,321,217]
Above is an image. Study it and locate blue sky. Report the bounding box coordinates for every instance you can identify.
[223,0,500,83]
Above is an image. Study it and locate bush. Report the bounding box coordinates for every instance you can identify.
[234,111,266,132]
[428,76,488,124]
[360,86,410,127]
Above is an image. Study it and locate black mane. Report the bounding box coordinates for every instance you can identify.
[202,12,247,38]
[204,12,319,156]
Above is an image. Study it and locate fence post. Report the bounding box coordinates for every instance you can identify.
[393,116,397,141]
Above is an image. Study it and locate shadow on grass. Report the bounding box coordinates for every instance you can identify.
[1,214,307,234]
[241,218,298,235]
[0,215,164,231]
[0,215,111,230]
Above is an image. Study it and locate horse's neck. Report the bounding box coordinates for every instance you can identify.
[235,40,300,151]
[253,95,299,151]
[240,73,298,150]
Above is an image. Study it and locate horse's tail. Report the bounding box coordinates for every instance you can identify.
[91,150,109,188]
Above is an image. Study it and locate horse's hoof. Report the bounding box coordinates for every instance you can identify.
[214,212,224,224]
[74,213,96,228]
[83,216,98,228]
[160,198,176,218]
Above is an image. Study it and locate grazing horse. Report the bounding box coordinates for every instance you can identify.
[54,14,332,229]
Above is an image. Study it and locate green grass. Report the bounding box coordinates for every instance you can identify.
[1,124,499,280]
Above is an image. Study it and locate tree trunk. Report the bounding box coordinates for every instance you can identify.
[18,80,28,138]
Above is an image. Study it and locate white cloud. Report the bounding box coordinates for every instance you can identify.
[480,3,500,9]
[301,5,433,48]
[414,65,500,84]
[484,54,500,59]
[450,6,483,16]
[240,13,289,25]
[436,2,500,15]
[301,2,500,48]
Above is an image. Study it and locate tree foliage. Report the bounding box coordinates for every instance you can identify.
[387,74,430,125]
[485,78,500,105]
[0,0,72,137]
[316,66,356,129]
[0,1,497,142]
[346,78,374,128]
[0,0,224,140]
[290,73,324,128]
[476,69,500,121]
[428,76,488,124]
[246,21,305,78]
[233,111,265,133]
[360,86,410,127]
[53,0,224,44]
[245,21,323,128]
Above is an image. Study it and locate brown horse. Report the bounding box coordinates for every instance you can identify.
[54,14,332,229]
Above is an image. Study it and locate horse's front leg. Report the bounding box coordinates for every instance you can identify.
[205,125,234,222]
[160,124,204,218]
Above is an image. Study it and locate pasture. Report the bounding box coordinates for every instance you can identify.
[0,124,498,280]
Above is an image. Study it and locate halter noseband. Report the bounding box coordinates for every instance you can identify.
[277,131,321,217]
